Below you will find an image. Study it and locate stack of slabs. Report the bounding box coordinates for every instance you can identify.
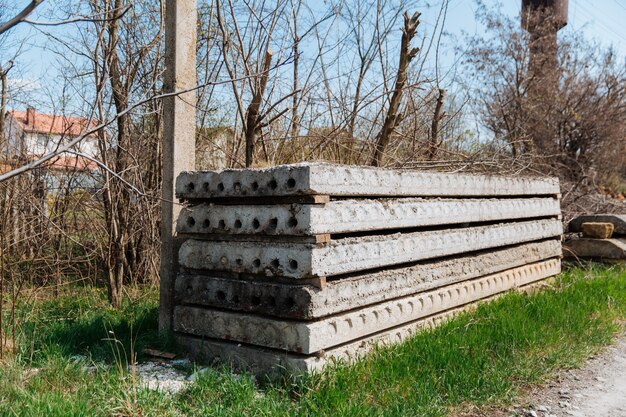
[173,163,563,374]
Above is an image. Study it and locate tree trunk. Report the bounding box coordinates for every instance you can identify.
[370,12,420,167]
[244,50,273,167]
[427,88,446,160]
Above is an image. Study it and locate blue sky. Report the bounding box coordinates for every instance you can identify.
[3,0,626,113]
[444,0,626,52]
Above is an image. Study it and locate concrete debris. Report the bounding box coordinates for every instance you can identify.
[133,361,189,395]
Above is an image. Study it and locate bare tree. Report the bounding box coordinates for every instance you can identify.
[465,3,626,185]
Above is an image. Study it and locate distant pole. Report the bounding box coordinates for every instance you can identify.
[160,0,197,333]
[522,0,568,77]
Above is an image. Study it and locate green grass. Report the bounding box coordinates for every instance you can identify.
[1,263,625,416]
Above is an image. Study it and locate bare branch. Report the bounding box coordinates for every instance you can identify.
[0,0,45,35]
[23,4,132,27]
[370,11,421,167]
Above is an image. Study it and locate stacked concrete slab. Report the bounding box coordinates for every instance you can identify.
[564,214,626,261]
[172,163,563,374]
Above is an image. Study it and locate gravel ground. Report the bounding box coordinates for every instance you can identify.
[133,359,192,395]
[112,332,626,411]
[495,335,626,417]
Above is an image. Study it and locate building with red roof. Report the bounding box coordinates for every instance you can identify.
[3,107,99,161]
[2,107,101,190]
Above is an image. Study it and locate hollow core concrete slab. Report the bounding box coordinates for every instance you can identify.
[178,219,563,278]
[176,163,560,199]
[175,240,562,319]
[177,197,561,236]
[173,259,561,354]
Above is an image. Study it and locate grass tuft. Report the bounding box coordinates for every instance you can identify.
[0,262,625,416]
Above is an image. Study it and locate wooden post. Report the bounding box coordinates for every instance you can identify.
[160,0,197,333]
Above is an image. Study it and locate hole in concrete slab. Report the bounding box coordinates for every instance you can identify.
[232,295,240,303]
[187,182,195,191]
[251,181,259,191]
[217,290,226,300]
[202,182,209,191]
[270,259,280,268]
[220,256,228,265]
[268,179,278,190]
[234,220,242,229]
[252,218,260,229]
[253,259,261,268]
[186,285,193,294]
[233,182,241,192]
[186,217,196,227]
[217,182,225,192]
[202,219,210,228]
[251,296,261,305]
[289,260,298,270]
[267,296,276,307]
[284,297,295,309]
[218,220,226,229]
[235,258,243,266]
[287,217,298,228]
[269,218,278,229]
[287,178,296,188]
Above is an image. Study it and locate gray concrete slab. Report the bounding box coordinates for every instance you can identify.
[176,278,553,376]
[175,240,562,319]
[175,308,455,376]
[568,214,626,235]
[178,219,563,278]
[177,197,561,236]
[563,238,626,260]
[176,163,560,199]
[173,259,561,353]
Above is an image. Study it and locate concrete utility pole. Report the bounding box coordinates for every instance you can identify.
[522,0,568,78]
[160,0,197,333]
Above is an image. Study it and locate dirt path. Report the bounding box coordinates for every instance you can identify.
[499,336,626,417]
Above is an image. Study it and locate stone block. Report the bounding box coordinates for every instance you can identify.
[563,238,626,260]
[173,259,561,354]
[580,222,614,239]
[176,163,560,199]
[175,240,562,319]
[178,219,563,278]
[177,197,561,236]
[569,214,626,236]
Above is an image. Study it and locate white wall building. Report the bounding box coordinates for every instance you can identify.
[2,107,101,191]
[3,107,99,158]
